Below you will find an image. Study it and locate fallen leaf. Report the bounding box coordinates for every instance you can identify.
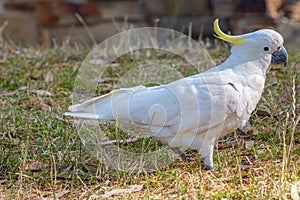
[110,63,120,67]
[245,140,255,149]
[256,110,272,118]
[101,184,143,198]
[45,71,54,83]
[90,58,104,65]
[31,89,52,97]
[25,161,44,172]
[97,77,118,83]
[262,127,272,134]
[0,86,27,97]
[19,86,27,91]
[44,191,69,200]
[291,182,300,200]
[252,129,259,135]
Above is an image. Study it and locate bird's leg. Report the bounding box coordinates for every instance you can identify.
[241,121,252,133]
[172,148,193,162]
[203,150,214,170]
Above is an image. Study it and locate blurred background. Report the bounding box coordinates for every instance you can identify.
[0,0,299,49]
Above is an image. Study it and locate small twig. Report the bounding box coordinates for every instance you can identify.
[101,184,143,198]
[75,13,97,46]
[101,137,141,145]
[44,191,69,200]
[0,90,19,97]
[287,76,299,165]
[0,21,8,38]
[0,86,26,96]
[0,86,52,97]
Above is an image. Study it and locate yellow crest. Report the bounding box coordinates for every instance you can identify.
[213,19,249,46]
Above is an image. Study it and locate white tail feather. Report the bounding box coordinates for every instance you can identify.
[65,85,147,121]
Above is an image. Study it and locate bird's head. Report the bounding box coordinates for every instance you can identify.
[214,19,288,66]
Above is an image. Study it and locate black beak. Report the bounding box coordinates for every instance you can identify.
[271,46,288,67]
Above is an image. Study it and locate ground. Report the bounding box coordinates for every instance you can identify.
[0,39,299,199]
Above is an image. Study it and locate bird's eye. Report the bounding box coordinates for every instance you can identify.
[263,46,270,51]
[277,46,281,50]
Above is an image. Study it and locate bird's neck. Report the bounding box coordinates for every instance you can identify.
[217,53,271,77]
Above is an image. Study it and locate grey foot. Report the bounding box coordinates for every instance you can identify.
[204,165,215,170]
[203,150,214,170]
[241,122,252,133]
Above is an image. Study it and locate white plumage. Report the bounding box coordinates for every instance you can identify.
[65,19,288,170]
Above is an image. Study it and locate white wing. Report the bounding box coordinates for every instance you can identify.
[65,70,241,136]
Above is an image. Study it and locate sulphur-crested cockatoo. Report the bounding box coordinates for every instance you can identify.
[65,19,288,170]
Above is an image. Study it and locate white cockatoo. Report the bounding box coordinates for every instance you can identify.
[65,19,288,170]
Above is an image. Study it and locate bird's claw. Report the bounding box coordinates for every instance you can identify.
[172,148,194,162]
[204,165,215,170]
[180,153,194,162]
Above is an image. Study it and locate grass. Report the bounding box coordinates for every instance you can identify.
[0,37,299,199]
